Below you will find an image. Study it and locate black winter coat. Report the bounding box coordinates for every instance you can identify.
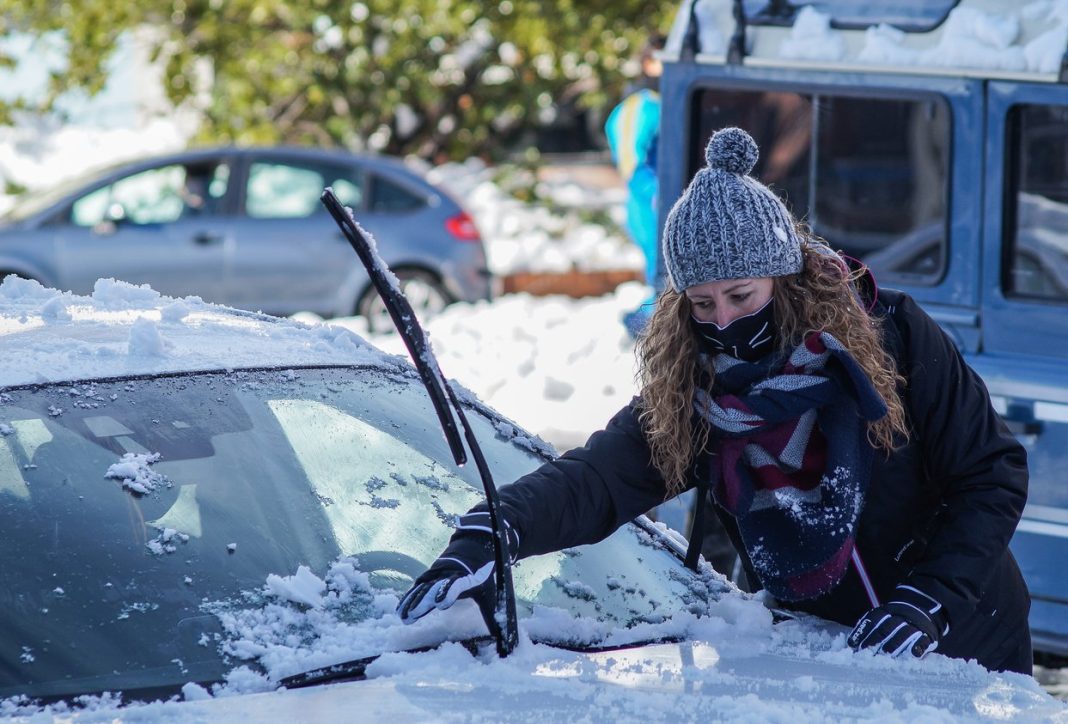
[487,289,1031,673]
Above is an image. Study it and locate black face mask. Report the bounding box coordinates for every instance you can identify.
[691,298,777,362]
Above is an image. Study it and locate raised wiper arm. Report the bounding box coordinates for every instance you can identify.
[320,189,519,658]
[321,192,464,463]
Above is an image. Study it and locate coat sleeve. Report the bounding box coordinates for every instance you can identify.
[488,401,674,558]
[892,294,1028,629]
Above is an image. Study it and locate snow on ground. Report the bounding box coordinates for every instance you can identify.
[423,158,643,276]
[297,281,651,453]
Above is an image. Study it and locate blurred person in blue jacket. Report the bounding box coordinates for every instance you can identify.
[605,34,665,337]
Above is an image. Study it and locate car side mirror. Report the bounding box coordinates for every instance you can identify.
[93,202,128,235]
[105,202,128,224]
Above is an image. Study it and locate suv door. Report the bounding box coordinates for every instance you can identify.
[979,82,1068,656]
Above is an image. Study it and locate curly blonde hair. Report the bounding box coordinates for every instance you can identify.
[635,241,909,497]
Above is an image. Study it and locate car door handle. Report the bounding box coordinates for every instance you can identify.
[1002,402,1044,436]
[193,232,223,246]
[1004,419,1043,436]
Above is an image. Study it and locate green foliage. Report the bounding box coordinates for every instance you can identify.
[0,0,675,161]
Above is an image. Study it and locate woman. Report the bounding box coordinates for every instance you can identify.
[398,128,1032,674]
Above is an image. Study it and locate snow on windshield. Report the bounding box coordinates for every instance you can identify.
[105,452,171,495]
[6,552,1062,721]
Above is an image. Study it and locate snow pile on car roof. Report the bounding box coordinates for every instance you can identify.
[0,277,393,387]
[667,1,1068,76]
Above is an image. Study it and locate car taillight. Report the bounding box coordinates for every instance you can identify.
[445,211,481,242]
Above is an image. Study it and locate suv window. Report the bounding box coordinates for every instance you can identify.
[691,89,950,283]
[245,160,363,219]
[1004,104,1068,301]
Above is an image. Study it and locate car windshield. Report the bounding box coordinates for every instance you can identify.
[0,367,709,702]
[0,165,121,224]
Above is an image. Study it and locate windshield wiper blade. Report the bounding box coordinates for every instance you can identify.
[279,636,494,690]
[321,189,519,658]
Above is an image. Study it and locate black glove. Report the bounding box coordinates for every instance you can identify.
[847,584,950,659]
[397,511,519,624]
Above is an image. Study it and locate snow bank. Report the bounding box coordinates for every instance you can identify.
[305,281,651,452]
[425,158,644,276]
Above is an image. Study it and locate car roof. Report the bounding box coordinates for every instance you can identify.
[105,144,431,178]
[0,276,397,388]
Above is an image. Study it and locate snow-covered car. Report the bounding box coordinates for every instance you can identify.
[0,277,1064,721]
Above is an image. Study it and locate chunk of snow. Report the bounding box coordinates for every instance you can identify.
[92,278,162,308]
[265,565,326,609]
[181,682,212,701]
[780,7,846,61]
[128,317,170,357]
[106,452,170,495]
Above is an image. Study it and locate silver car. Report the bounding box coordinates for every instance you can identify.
[0,147,492,331]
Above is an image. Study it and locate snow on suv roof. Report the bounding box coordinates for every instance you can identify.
[0,277,392,388]
[666,0,1068,81]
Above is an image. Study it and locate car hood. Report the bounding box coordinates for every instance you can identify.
[56,637,1065,722]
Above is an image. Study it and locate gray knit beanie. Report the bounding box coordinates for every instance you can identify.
[662,127,804,291]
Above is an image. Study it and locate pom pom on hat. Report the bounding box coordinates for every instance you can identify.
[706,127,759,176]
[662,127,804,290]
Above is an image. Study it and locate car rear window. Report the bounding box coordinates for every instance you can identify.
[690,87,950,284]
[369,175,426,212]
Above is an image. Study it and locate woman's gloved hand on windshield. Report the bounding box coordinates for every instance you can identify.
[847,584,949,658]
[397,511,519,624]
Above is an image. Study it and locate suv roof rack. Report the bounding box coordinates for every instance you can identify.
[743,1,960,32]
[666,0,1068,83]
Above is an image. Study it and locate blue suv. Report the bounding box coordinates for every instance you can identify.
[658,0,1068,656]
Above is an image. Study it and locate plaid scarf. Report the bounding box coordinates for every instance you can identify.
[694,332,888,601]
